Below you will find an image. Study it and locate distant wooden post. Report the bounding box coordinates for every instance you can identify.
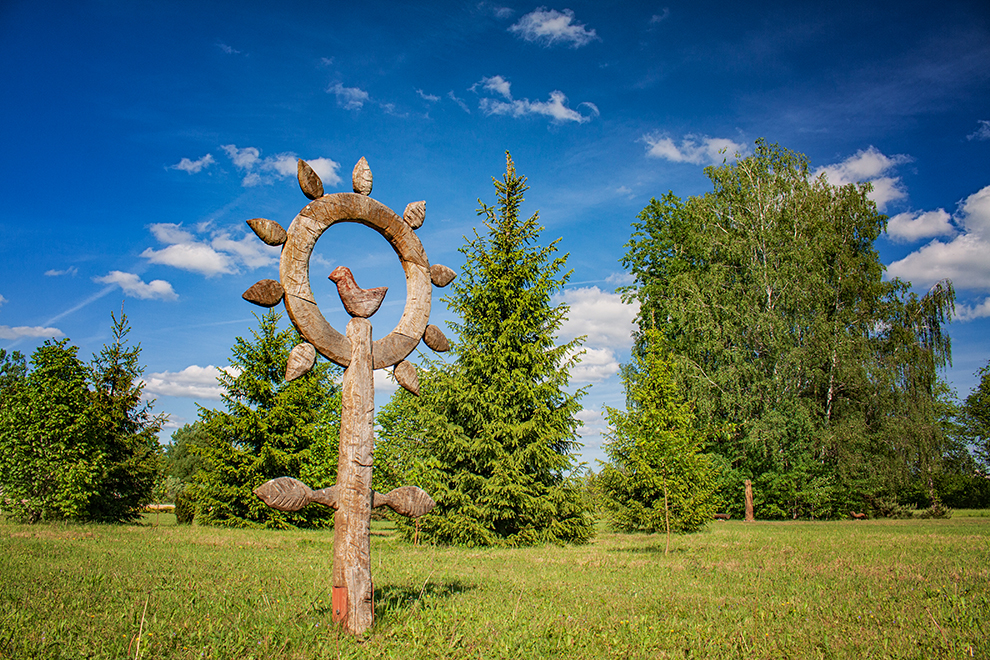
[242,157,456,635]
[744,479,755,522]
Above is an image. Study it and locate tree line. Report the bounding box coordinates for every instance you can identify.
[3,143,988,536]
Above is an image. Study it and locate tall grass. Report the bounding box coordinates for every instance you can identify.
[1,515,987,659]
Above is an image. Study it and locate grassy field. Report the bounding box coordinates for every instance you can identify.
[1,514,988,659]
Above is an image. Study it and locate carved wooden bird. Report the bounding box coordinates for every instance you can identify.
[328,266,388,318]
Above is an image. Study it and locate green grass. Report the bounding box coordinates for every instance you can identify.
[1,516,988,659]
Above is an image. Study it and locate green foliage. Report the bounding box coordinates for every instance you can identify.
[194,311,341,529]
[165,421,209,483]
[0,348,26,397]
[174,488,195,524]
[621,139,958,518]
[383,153,593,546]
[962,359,990,469]
[0,312,163,524]
[599,329,719,533]
[85,310,165,523]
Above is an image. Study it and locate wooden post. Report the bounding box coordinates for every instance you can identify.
[332,318,375,634]
[744,479,755,522]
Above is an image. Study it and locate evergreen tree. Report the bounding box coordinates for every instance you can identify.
[195,311,341,529]
[386,153,593,546]
[86,310,165,522]
[599,329,719,534]
[621,140,956,518]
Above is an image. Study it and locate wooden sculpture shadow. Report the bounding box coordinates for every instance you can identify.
[374,580,475,618]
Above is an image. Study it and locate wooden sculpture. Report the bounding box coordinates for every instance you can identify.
[240,157,455,635]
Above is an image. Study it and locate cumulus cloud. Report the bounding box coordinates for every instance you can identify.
[44,266,78,277]
[967,120,990,141]
[475,76,596,124]
[643,133,747,166]
[568,346,621,383]
[0,325,65,340]
[140,221,280,277]
[955,298,990,321]
[142,365,241,400]
[329,82,370,110]
[886,209,955,243]
[815,146,911,211]
[219,144,341,188]
[93,271,178,301]
[887,185,990,295]
[575,407,607,440]
[374,369,399,394]
[509,8,599,48]
[170,154,215,174]
[556,286,639,348]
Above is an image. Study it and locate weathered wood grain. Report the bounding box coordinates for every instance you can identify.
[333,318,375,634]
[285,342,317,382]
[253,477,339,511]
[745,479,755,522]
[373,486,435,518]
[403,200,425,229]
[430,264,457,288]
[329,266,387,318]
[280,194,432,369]
[242,279,285,307]
[423,324,450,352]
[247,217,288,246]
[352,157,373,195]
[297,159,324,200]
[394,360,420,395]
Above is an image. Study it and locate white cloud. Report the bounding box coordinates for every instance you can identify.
[307,158,343,186]
[967,120,990,141]
[605,272,636,286]
[575,407,607,439]
[568,346,621,383]
[556,286,639,348]
[643,133,747,165]
[0,325,65,340]
[0,294,6,307]
[887,185,990,292]
[329,82,370,110]
[479,88,594,124]
[142,243,236,277]
[219,144,340,188]
[93,271,178,301]
[44,266,78,277]
[149,223,196,245]
[815,146,911,211]
[477,75,513,100]
[886,209,955,243]
[416,89,440,102]
[509,8,599,48]
[955,297,990,321]
[448,91,470,113]
[142,365,241,400]
[170,154,215,174]
[210,233,279,269]
[221,144,260,170]
[217,43,241,55]
[374,369,399,394]
[649,8,670,25]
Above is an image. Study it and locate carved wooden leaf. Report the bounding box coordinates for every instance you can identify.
[246,218,287,246]
[352,157,373,195]
[430,264,456,288]
[254,477,314,512]
[297,159,324,200]
[423,325,450,352]
[242,279,285,308]
[285,342,317,382]
[379,486,435,518]
[394,360,420,396]
[403,200,425,229]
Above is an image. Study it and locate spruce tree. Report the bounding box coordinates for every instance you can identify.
[195,311,341,529]
[389,153,593,546]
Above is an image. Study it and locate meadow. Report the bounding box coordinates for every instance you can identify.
[1,513,987,659]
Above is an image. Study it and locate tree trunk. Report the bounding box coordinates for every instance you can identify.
[744,479,755,522]
[332,318,375,634]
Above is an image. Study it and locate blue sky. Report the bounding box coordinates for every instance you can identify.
[1,0,988,466]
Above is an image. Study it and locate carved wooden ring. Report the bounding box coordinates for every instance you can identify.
[279,192,431,369]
